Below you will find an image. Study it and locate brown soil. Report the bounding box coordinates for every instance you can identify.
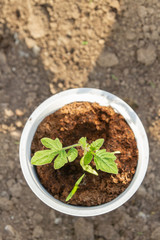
[31,102,138,206]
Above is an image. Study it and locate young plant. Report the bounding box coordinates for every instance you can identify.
[31,137,120,201]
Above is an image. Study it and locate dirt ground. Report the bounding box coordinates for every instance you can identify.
[0,0,160,239]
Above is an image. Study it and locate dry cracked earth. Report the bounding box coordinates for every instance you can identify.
[0,0,160,239]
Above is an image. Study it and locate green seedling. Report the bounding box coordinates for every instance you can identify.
[66,174,85,201]
[111,74,118,81]
[82,41,88,45]
[31,137,120,201]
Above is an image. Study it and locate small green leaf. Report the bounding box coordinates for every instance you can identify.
[80,157,98,175]
[66,185,78,202]
[111,74,118,81]
[90,138,104,151]
[82,165,98,176]
[94,150,118,174]
[41,137,62,150]
[96,149,117,161]
[54,149,68,169]
[75,173,85,185]
[82,41,88,45]
[31,150,58,165]
[80,156,84,166]
[78,137,87,148]
[84,151,93,165]
[66,174,85,201]
[67,148,78,162]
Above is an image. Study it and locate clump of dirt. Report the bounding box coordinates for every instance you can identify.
[31,102,138,206]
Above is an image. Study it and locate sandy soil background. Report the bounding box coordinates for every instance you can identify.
[0,0,160,239]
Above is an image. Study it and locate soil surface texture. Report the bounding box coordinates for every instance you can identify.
[0,0,160,239]
[32,102,138,206]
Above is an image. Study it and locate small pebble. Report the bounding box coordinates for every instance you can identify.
[15,121,23,128]
[54,217,62,224]
[49,83,56,94]
[32,45,41,56]
[1,124,8,130]
[4,108,14,117]
[98,39,105,44]
[12,67,16,72]
[0,197,13,210]
[9,183,22,198]
[15,109,24,116]
[58,82,63,88]
[137,44,157,66]
[33,213,43,223]
[10,130,21,139]
[5,225,15,235]
[25,37,36,48]
[138,211,147,220]
[98,51,119,67]
[33,226,44,238]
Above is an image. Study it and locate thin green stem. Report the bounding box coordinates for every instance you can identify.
[63,143,81,150]
[90,150,95,155]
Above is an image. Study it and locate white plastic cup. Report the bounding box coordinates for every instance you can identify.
[19,88,149,217]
